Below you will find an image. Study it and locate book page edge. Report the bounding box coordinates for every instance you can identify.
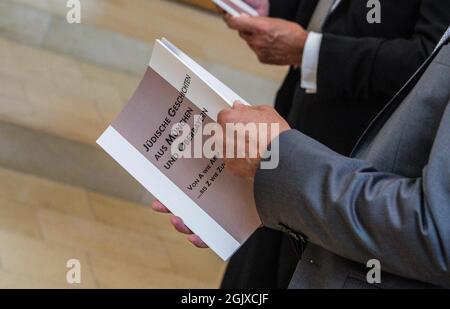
[97,126,240,261]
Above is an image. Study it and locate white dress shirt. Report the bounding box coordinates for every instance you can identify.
[301,0,340,94]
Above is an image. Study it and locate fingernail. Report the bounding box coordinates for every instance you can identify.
[188,235,199,245]
[233,101,244,108]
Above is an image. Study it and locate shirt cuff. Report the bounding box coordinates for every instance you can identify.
[301,32,323,94]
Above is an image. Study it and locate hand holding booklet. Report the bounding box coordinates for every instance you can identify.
[97,39,261,260]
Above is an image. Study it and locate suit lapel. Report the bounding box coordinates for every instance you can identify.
[350,42,448,157]
[330,0,343,13]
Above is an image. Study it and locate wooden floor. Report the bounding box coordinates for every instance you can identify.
[0,0,254,288]
[0,166,225,288]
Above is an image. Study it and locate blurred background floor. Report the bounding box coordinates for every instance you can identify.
[0,0,285,288]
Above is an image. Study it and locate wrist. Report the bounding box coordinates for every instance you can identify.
[291,24,308,67]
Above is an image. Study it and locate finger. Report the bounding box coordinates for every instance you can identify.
[233,101,245,109]
[170,216,193,235]
[246,35,266,50]
[152,200,171,213]
[223,13,234,26]
[227,15,265,34]
[243,0,259,8]
[226,157,245,172]
[188,235,209,248]
[217,107,233,127]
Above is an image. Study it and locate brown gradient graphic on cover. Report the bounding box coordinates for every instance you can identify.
[112,68,261,243]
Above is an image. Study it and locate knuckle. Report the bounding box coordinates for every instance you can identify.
[259,56,269,64]
[217,109,232,124]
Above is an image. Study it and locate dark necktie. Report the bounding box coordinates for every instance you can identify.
[307,0,338,32]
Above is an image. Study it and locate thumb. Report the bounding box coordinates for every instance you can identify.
[233,101,245,109]
[243,0,258,7]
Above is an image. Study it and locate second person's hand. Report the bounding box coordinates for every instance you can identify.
[242,0,270,16]
[225,15,308,66]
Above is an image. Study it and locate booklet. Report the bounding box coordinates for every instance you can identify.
[97,39,261,260]
[212,0,259,17]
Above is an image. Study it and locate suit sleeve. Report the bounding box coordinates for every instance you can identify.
[317,0,450,101]
[254,101,450,287]
[269,0,300,20]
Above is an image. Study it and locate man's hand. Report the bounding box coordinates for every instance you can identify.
[242,0,270,16]
[151,102,290,249]
[218,102,290,179]
[225,15,308,66]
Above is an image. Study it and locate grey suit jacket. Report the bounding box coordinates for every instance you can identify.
[254,42,450,289]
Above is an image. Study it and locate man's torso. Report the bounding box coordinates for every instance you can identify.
[289,43,450,289]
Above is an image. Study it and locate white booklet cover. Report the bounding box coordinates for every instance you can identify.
[212,0,259,17]
[97,39,261,260]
